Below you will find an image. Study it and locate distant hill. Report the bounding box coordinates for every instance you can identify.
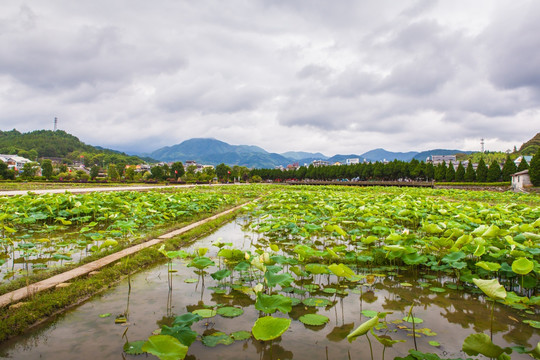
[413,149,472,161]
[0,129,146,164]
[519,132,540,155]
[281,151,328,161]
[148,138,290,168]
[361,148,418,162]
[326,154,365,163]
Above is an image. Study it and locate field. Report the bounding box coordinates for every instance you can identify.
[0,185,538,359]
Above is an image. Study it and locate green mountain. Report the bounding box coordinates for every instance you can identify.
[148,138,291,167]
[0,129,146,164]
[519,132,540,155]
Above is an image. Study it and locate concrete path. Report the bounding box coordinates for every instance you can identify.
[0,202,248,308]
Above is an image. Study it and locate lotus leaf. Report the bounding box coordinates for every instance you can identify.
[299,314,330,326]
[231,331,251,340]
[192,309,216,318]
[142,335,189,360]
[160,325,198,346]
[252,316,291,341]
[211,269,232,281]
[302,297,332,307]
[217,306,244,318]
[264,271,293,287]
[255,293,292,314]
[188,256,215,270]
[462,333,510,357]
[472,278,507,300]
[124,341,145,355]
[475,261,501,272]
[201,332,234,347]
[511,257,534,275]
[328,263,355,279]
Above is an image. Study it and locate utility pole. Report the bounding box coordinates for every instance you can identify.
[54,117,58,131]
[480,138,484,153]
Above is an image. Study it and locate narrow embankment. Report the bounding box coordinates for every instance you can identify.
[0,202,249,309]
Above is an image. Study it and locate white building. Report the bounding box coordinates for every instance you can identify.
[511,170,532,191]
[346,158,360,165]
[312,160,331,167]
[0,154,32,171]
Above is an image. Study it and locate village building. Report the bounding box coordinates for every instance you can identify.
[511,170,532,191]
[0,154,32,171]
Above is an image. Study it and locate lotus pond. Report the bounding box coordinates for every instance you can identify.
[0,186,254,284]
[0,186,539,359]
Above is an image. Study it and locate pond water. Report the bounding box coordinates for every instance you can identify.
[0,218,538,359]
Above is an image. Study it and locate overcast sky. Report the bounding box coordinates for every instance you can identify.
[1,1,539,156]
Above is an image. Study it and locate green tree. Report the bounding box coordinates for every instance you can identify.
[501,155,517,181]
[125,166,136,181]
[455,162,465,181]
[464,162,476,182]
[108,164,119,181]
[41,159,53,179]
[516,157,529,172]
[476,158,488,182]
[150,165,165,180]
[216,163,231,180]
[445,163,455,182]
[530,149,540,186]
[21,162,39,179]
[170,162,185,179]
[487,160,502,182]
[90,165,100,180]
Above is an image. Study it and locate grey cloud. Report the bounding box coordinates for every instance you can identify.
[482,2,540,91]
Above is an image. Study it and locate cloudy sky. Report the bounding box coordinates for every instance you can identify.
[1,1,539,156]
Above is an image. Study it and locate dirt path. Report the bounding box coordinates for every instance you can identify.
[0,202,248,308]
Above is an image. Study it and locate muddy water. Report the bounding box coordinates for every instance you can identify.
[0,218,538,360]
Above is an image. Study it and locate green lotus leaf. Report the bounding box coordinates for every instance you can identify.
[124,340,145,355]
[361,235,378,245]
[302,297,332,307]
[231,331,252,341]
[255,293,292,314]
[201,332,234,347]
[99,313,111,318]
[361,310,379,318]
[211,269,232,281]
[402,315,424,324]
[187,256,215,270]
[462,333,510,357]
[472,278,507,300]
[264,271,293,288]
[442,251,466,263]
[402,253,427,265]
[142,335,188,360]
[299,314,330,326]
[328,263,355,279]
[305,263,330,275]
[512,257,534,275]
[475,261,501,272]
[192,309,216,318]
[428,341,440,347]
[523,320,540,329]
[423,224,443,234]
[347,316,379,342]
[429,287,446,293]
[160,325,198,347]
[371,330,406,347]
[217,306,244,318]
[184,278,198,283]
[252,316,291,341]
[173,313,203,327]
[481,225,500,238]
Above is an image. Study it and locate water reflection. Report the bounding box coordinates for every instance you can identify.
[0,218,538,360]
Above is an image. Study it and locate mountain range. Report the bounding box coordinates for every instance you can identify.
[145,138,474,168]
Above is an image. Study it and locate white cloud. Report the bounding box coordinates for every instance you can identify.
[0,0,538,156]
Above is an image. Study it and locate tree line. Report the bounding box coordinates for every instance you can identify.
[249,152,539,184]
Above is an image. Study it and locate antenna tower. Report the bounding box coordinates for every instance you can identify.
[480,138,484,153]
[54,117,58,131]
